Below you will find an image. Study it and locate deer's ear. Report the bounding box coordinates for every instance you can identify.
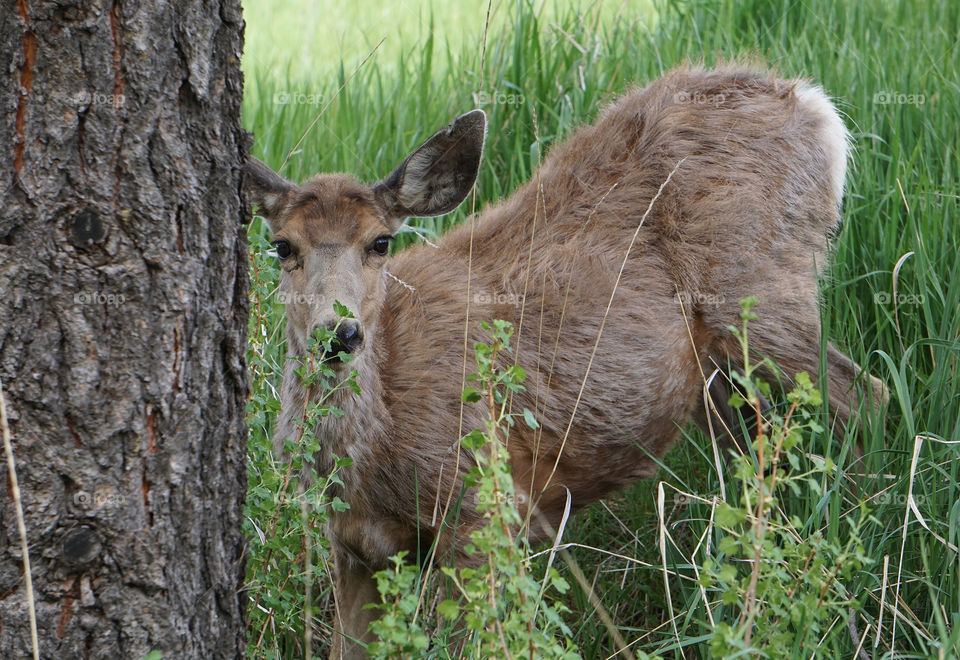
[374,110,486,230]
[243,157,296,230]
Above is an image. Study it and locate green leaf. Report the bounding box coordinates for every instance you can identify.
[522,407,540,429]
[728,391,746,409]
[786,451,800,470]
[437,599,460,618]
[718,535,739,557]
[718,563,738,583]
[461,430,485,450]
[551,573,570,594]
[462,387,482,403]
[333,300,354,318]
[716,502,747,527]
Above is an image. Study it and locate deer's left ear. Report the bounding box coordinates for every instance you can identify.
[243,157,297,230]
[374,110,486,231]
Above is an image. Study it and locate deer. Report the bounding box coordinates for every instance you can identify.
[244,64,888,658]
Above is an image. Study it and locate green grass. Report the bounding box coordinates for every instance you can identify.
[241,0,644,86]
[241,0,960,656]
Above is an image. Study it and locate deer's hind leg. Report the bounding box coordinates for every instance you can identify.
[705,283,886,437]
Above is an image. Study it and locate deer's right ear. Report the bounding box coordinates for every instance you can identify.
[373,110,486,231]
[243,157,296,229]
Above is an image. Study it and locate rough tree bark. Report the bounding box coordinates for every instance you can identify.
[0,1,249,657]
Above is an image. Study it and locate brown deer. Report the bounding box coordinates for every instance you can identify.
[244,64,887,658]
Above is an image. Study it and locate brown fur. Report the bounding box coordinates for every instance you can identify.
[245,65,887,658]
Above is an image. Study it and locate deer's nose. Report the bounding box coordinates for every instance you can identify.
[323,319,364,357]
[336,320,363,351]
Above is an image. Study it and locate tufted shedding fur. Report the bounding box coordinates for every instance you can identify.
[245,65,886,658]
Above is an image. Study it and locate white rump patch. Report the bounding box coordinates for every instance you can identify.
[794,82,850,205]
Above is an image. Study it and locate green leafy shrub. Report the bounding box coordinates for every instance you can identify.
[368,320,577,659]
[244,285,359,658]
[697,299,873,657]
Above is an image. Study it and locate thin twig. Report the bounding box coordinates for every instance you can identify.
[418,0,496,629]
[279,38,385,173]
[302,491,313,659]
[1,379,39,660]
[538,158,687,497]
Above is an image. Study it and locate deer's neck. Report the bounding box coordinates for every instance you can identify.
[276,323,389,482]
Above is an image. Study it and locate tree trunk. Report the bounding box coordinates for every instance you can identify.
[0,1,249,657]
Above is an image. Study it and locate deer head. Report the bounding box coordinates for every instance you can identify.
[244,110,486,361]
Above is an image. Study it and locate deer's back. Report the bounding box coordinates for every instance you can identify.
[377,65,848,537]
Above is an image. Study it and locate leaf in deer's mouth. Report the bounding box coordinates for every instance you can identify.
[323,348,344,364]
[322,343,354,365]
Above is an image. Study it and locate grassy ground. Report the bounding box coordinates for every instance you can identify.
[241,0,960,657]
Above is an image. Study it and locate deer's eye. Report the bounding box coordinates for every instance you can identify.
[369,235,392,256]
[273,240,292,260]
